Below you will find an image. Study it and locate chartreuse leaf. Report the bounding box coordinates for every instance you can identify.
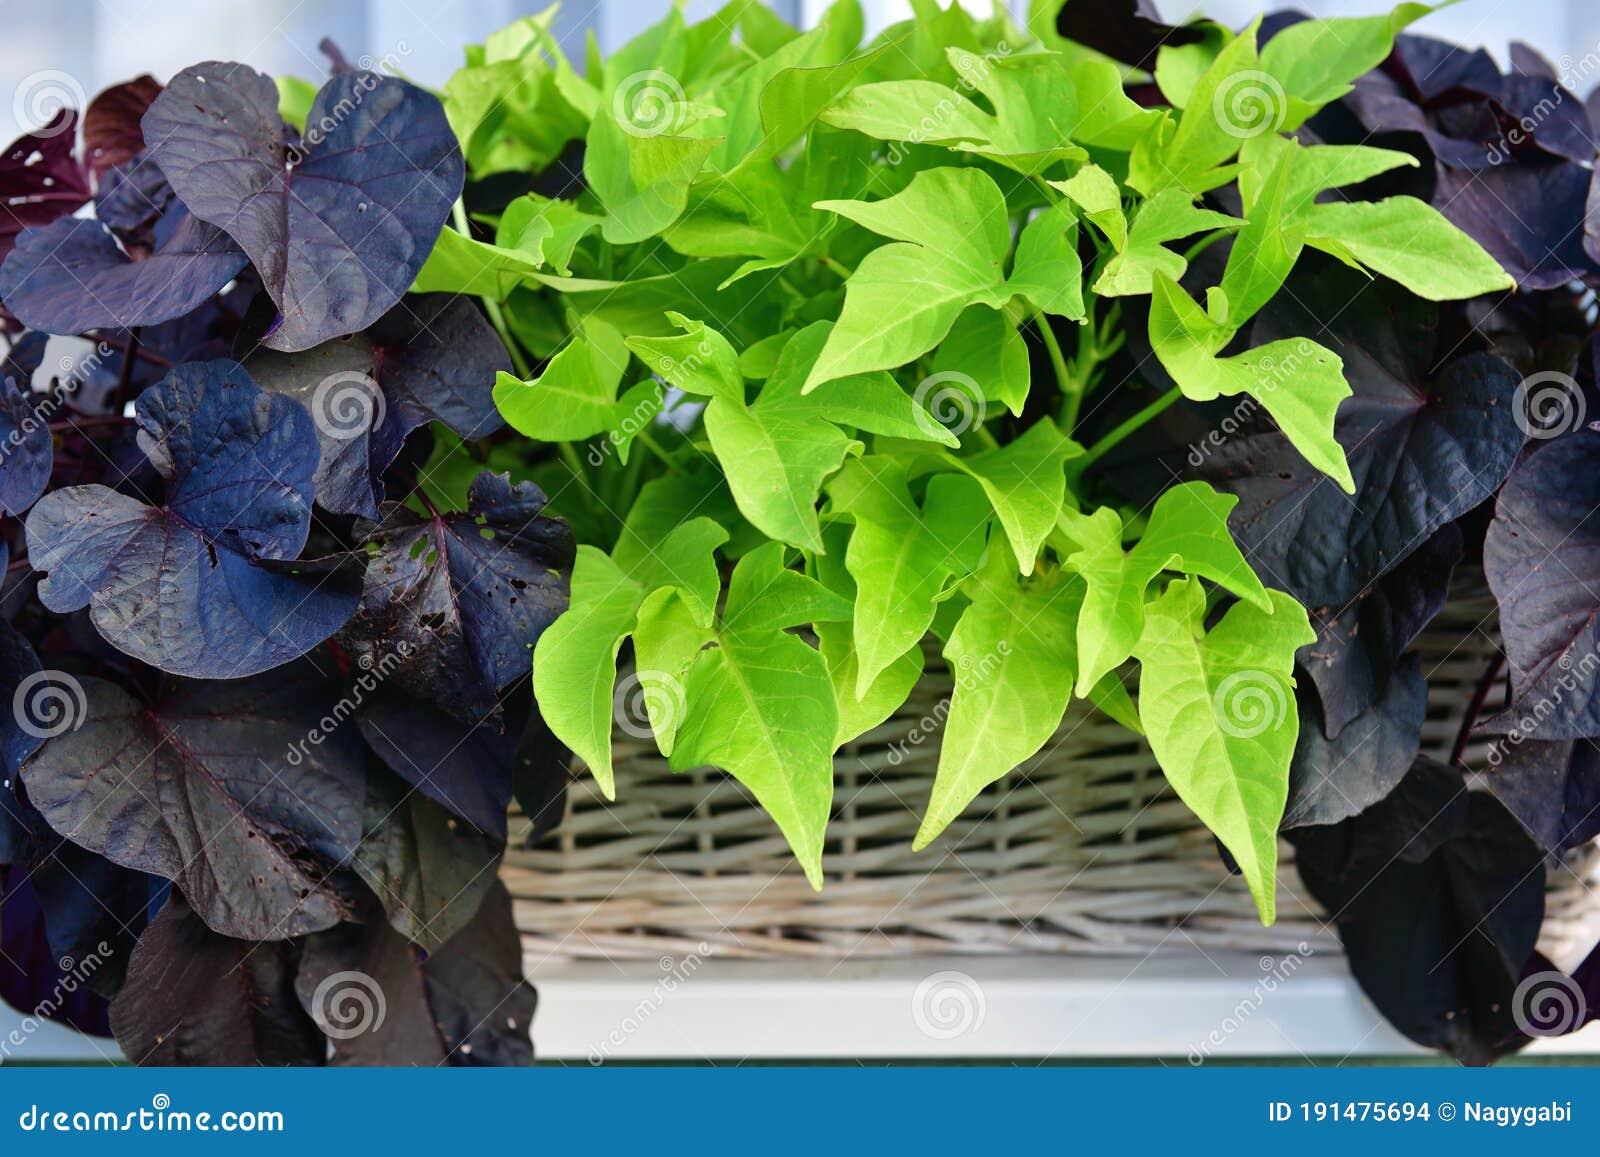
[498,194,601,277]
[1053,163,1125,250]
[931,307,1030,417]
[1258,3,1437,128]
[937,420,1080,575]
[805,167,1087,391]
[1129,19,1265,196]
[1217,150,1303,329]
[810,523,926,749]
[533,518,727,799]
[1008,200,1085,320]
[829,457,990,697]
[1092,189,1240,297]
[631,315,955,551]
[413,226,549,298]
[1300,199,1515,301]
[1149,273,1353,492]
[672,544,851,887]
[914,542,1082,850]
[630,317,850,552]
[1132,578,1315,925]
[1060,482,1269,696]
[806,167,1010,388]
[584,98,721,245]
[493,318,630,441]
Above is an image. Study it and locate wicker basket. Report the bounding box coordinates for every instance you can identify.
[504,576,1600,965]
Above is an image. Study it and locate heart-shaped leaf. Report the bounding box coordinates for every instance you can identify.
[247,294,509,517]
[111,899,324,1066]
[143,63,463,351]
[296,881,533,1066]
[341,472,572,724]
[21,664,367,941]
[0,207,247,335]
[25,359,359,677]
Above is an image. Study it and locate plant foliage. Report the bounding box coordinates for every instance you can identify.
[0,54,561,1065]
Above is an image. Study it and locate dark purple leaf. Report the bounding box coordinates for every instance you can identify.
[0,865,113,1038]
[358,689,517,838]
[0,110,90,263]
[1484,431,1600,739]
[1054,0,1202,70]
[1196,260,1522,607]
[83,75,162,179]
[1285,654,1426,829]
[352,768,503,952]
[1485,736,1600,852]
[1299,521,1461,737]
[0,206,246,336]
[1438,161,1595,289]
[0,373,52,516]
[296,880,533,1066]
[20,664,367,941]
[93,152,174,237]
[1292,757,1545,1065]
[246,294,509,518]
[111,898,324,1066]
[341,472,572,723]
[143,63,463,351]
[25,359,358,677]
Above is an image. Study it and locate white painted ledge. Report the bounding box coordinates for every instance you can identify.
[538,953,1600,1062]
[8,953,1599,1063]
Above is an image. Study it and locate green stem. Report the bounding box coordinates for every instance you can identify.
[452,199,532,378]
[1076,386,1183,471]
[820,255,854,279]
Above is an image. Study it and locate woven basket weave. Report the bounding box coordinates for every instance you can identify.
[504,576,1600,964]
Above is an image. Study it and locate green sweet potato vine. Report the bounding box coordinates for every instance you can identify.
[421,0,1511,923]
